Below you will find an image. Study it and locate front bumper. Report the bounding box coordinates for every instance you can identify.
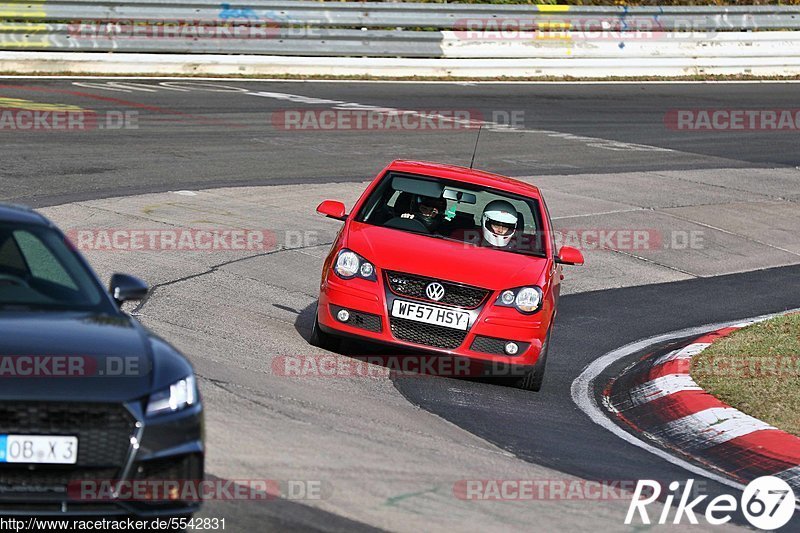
[0,401,204,517]
[318,273,550,367]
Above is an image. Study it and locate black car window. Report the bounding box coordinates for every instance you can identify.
[14,231,78,290]
[0,233,27,274]
[0,224,111,312]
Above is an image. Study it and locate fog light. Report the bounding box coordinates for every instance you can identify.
[337,309,350,322]
[504,342,519,355]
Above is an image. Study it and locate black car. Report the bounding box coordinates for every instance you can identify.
[0,204,203,518]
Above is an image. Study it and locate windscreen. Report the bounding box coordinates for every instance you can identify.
[356,172,547,257]
[0,223,111,312]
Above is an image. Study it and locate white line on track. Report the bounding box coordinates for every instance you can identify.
[570,307,800,499]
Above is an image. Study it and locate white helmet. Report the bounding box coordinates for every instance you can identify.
[481,200,518,247]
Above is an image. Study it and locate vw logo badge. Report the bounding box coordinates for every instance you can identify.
[426,282,446,302]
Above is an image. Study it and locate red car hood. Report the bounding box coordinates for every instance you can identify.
[345,223,548,291]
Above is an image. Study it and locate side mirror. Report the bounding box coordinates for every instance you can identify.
[555,246,584,266]
[109,273,149,304]
[316,200,347,221]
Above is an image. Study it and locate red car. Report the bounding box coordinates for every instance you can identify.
[310,160,583,391]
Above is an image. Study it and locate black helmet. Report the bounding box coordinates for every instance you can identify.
[413,195,446,229]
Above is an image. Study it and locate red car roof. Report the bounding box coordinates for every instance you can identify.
[386,160,541,199]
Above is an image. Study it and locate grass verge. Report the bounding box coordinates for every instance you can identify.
[691,313,800,437]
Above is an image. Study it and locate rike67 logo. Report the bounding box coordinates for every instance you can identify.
[626,477,796,530]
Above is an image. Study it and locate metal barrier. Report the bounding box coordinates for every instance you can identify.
[1,2,799,76]
[3,2,800,30]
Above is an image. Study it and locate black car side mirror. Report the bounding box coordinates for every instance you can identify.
[109,273,149,304]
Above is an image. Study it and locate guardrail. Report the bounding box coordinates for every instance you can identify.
[1,2,799,76]
[3,2,800,31]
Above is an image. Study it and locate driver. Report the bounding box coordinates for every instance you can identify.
[480,200,518,248]
[401,195,447,232]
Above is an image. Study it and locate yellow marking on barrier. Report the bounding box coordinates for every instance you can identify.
[0,37,49,47]
[0,97,84,112]
[0,22,47,31]
[535,33,572,41]
[537,5,570,12]
[537,22,571,31]
[0,1,47,19]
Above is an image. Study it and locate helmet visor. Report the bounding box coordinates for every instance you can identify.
[485,219,515,236]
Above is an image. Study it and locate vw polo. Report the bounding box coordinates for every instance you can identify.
[310,160,583,391]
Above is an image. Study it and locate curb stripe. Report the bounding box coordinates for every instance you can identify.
[658,407,775,452]
[572,308,800,504]
[618,390,728,429]
[775,466,800,490]
[727,431,800,466]
[599,314,800,491]
[704,431,800,488]
[628,374,701,406]
[653,343,711,365]
[625,341,712,389]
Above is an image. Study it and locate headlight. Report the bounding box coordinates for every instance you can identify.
[335,250,360,278]
[359,261,374,278]
[515,287,542,313]
[500,290,516,305]
[146,375,198,417]
[496,286,543,314]
[333,249,376,281]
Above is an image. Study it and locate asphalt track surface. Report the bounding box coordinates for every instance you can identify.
[396,265,800,529]
[0,79,799,207]
[2,79,800,531]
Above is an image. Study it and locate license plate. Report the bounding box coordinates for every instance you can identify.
[0,435,78,464]
[391,299,470,331]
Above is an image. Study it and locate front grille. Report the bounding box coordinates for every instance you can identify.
[386,271,489,309]
[390,317,468,350]
[0,466,118,496]
[0,501,124,514]
[470,336,530,356]
[0,402,136,467]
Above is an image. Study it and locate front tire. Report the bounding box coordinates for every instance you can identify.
[309,308,341,352]
[516,330,551,392]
